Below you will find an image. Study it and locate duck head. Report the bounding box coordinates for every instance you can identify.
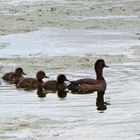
[36,71,49,82]
[57,74,69,84]
[15,67,26,76]
[94,59,109,80]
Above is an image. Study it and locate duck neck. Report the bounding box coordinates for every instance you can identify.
[38,79,43,83]
[57,81,64,85]
[96,68,104,80]
[57,80,64,85]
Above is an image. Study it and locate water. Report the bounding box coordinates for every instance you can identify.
[1,62,140,140]
[0,0,140,139]
[0,28,140,140]
[0,28,139,58]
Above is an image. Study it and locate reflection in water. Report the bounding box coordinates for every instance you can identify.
[37,88,68,99]
[96,91,107,111]
[37,87,110,111]
[37,88,46,98]
[37,88,110,111]
[57,90,67,98]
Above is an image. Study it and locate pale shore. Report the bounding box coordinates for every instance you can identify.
[0,0,140,70]
[0,0,140,35]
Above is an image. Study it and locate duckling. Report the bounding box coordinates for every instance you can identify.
[43,74,69,93]
[17,71,48,90]
[68,59,109,94]
[2,67,26,84]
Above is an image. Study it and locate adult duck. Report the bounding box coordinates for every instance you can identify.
[17,71,48,90]
[68,59,109,94]
[2,67,26,84]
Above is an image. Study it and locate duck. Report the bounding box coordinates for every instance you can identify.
[35,74,68,98]
[43,74,69,98]
[16,71,48,90]
[2,67,26,84]
[68,59,109,94]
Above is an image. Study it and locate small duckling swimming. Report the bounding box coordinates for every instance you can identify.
[43,74,68,92]
[2,67,26,84]
[68,59,109,94]
[17,71,48,90]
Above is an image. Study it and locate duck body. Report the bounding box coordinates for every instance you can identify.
[43,74,68,92]
[68,79,106,94]
[17,71,48,90]
[2,67,26,84]
[78,79,106,94]
[17,78,41,89]
[43,80,58,92]
[43,74,68,98]
[2,72,18,81]
[68,78,99,92]
[68,59,108,94]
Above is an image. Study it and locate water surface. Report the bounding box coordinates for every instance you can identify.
[0,28,140,140]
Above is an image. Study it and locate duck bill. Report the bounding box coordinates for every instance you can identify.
[104,64,109,68]
[22,72,26,75]
[65,79,69,81]
[45,76,49,78]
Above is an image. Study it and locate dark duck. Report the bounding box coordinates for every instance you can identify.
[68,59,109,94]
[17,71,48,90]
[43,74,69,98]
[2,67,26,84]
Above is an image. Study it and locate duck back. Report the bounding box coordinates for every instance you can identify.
[78,80,106,94]
[17,78,38,89]
[2,72,23,84]
[76,78,98,85]
[43,80,57,92]
[68,78,97,93]
[2,72,15,81]
[17,71,47,90]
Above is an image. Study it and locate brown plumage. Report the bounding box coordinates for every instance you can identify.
[2,67,26,84]
[43,74,68,93]
[17,71,48,90]
[68,59,109,94]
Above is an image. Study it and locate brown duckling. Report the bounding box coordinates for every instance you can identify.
[68,59,109,94]
[17,71,48,90]
[2,67,26,84]
[43,74,69,93]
